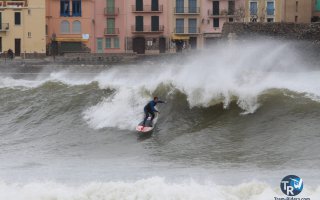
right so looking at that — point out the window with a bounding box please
[72,20,81,33]
[176,18,184,33]
[229,18,234,22]
[213,18,219,28]
[106,38,111,48]
[151,16,159,31]
[28,9,31,15]
[72,0,81,17]
[267,2,274,16]
[176,0,184,13]
[114,37,120,48]
[15,12,21,25]
[28,32,31,38]
[250,2,258,15]
[189,0,197,13]
[267,18,274,22]
[212,1,219,15]
[61,20,70,33]
[295,16,298,23]
[60,0,70,16]
[188,18,197,33]
[107,0,115,14]
[296,1,298,12]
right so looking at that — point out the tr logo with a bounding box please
[280,175,303,196]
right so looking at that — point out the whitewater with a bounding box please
[0,40,319,199]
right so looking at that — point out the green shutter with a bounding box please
[107,18,115,34]
[114,37,120,48]
[107,0,115,14]
[317,0,320,11]
[106,38,111,48]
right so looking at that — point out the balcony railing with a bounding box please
[60,10,82,17]
[209,9,235,17]
[104,7,119,16]
[174,27,200,34]
[131,25,164,33]
[132,5,163,12]
[0,1,27,8]
[174,7,200,14]
[0,23,9,31]
[104,28,120,35]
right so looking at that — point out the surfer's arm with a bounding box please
[158,100,166,104]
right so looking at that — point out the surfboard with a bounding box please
[136,113,158,133]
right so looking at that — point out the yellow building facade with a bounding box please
[244,0,282,22]
[0,0,46,57]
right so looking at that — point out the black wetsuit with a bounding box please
[142,100,165,126]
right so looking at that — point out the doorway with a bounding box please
[133,37,145,54]
[15,38,21,56]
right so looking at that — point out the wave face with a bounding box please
[0,40,320,198]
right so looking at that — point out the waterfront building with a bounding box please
[281,0,312,23]
[201,0,245,46]
[94,0,126,53]
[170,0,202,51]
[0,0,46,57]
[125,0,169,54]
[244,0,281,22]
[46,0,95,54]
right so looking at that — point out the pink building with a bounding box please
[125,0,169,54]
[201,0,245,46]
[94,0,126,53]
[46,0,95,54]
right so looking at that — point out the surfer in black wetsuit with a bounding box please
[142,97,166,127]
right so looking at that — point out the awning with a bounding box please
[55,38,89,42]
[171,35,190,40]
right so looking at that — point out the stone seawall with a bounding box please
[222,22,320,43]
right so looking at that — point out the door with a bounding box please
[107,0,115,14]
[135,16,143,32]
[189,0,197,13]
[176,0,184,13]
[151,0,159,11]
[188,18,197,33]
[15,38,21,56]
[212,1,219,15]
[189,37,197,49]
[0,13,2,30]
[107,18,115,34]
[97,38,103,53]
[159,37,165,53]
[151,16,159,32]
[133,37,145,54]
[136,0,143,11]
[176,18,184,33]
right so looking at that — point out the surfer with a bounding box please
[142,97,166,127]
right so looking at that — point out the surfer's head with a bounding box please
[154,96,158,102]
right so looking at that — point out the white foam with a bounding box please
[0,177,319,200]
[1,41,320,130]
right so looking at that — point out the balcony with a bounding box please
[0,23,9,31]
[209,9,235,17]
[175,7,200,14]
[104,7,119,16]
[104,28,120,35]
[60,11,82,17]
[131,25,164,33]
[0,1,27,8]
[132,5,163,13]
[174,27,200,34]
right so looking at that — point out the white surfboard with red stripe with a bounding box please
[136,114,158,133]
